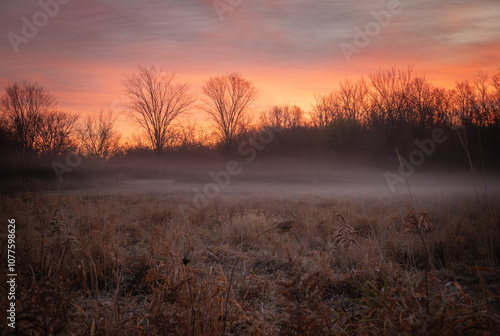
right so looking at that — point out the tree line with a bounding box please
[1,65,500,168]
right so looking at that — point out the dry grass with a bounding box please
[1,192,499,335]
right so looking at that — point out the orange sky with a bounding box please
[1,0,499,137]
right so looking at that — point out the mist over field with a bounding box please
[44,156,500,202]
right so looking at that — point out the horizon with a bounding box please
[1,0,499,138]
[0,65,498,141]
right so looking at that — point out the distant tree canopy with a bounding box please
[1,66,500,171]
[310,67,500,155]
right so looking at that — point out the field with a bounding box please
[1,191,500,335]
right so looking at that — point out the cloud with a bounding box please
[0,0,498,119]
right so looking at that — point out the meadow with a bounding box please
[1,191,499,335]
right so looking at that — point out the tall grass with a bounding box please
[1,193,499,335]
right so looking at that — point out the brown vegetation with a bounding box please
[1,193,499,335]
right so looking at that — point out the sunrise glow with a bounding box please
[1,0,499,136]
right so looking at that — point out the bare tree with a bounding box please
[454,80,478,127]
[123,66,195,154]
[487,71,500,153]
[367,66,415,146]
[286,105,304,129]
[406,76,454,129]
[474,70,492,127]
[311,92,336,128]
[77,110,121,159]
[36,111,78,156]
[263,105,286,130]
[490,71,500,124]
[337,78,369,122]
[201,72,258,146]
[429,87,454,128]
[0,80,56,154]
[264,104,304,130]
[311,78,368,128]
[166,120,211,153]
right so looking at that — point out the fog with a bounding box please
[48,156,500,203]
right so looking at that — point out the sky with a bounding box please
[0,0,499,136]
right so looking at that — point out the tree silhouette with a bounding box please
[312,79,368,128]
[201,72,258,147]
[37,111,78,156]
[123,66,195,154]
[77,110,120,159]
[0,80,56,154]
[454,80,478,127]
[367,66,415,147]
[264,104,304,130]
[311,92,336,128]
